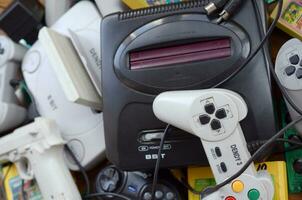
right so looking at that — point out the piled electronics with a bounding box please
[0,0,302,200]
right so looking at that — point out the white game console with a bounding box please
[275,38,302,136]
[153,89,274,200]
[0,36,27,133]
[45,0,73,26]
[22,1,105,170]
[94,0,126,17]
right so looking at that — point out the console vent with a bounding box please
[119,0,209,20]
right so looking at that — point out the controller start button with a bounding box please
[232,180,244,193]
[225,196,236,200]
[248,189,260,200]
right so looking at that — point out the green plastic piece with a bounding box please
[281,101,302,193]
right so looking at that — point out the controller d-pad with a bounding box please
[296,68,302,79]
[290,54,300,65]
[205,103,215,114]
[199,114,211,125]
[285,66,296,76]
[210,119,221,130]
[215,108,227,119]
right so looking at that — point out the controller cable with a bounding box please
[151,0,287,199]
[212,0,283,88]
[65,145,131,200]
[64,145,91,196]
[252,0,302,116]
[9,80,129,199]
[178,133,302,196]
[150,124,171,199]
[200,115,302,197]
[84,192,132,200]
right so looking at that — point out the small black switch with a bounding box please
[285,66,296,76]
[215,109,227,119]
[199,115,211,125]
[215,147,222,157]
[205,103,215,114]
[290,54,300,65]
[210,119,221,130]
[220,162,227,172]
[296,68,302,79]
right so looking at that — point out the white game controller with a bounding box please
[275,38,302,136]
[0,36,27,133]
[22,1,105,170]
[153,89,274,200]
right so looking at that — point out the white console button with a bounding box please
[22,51,41,73]
[65,140,85,164]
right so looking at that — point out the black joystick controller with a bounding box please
[95,165,186,200]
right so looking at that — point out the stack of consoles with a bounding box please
[22,1,105,170]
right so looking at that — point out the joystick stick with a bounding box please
[153,89,274,200]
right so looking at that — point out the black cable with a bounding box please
[21,179,27,200]
[84,192,131,200]
[252,0,302,116]
[151,0,284,198]
[180,136,302,195]
[277,138,302,147]
[179,116,302,197]
[203,116,302,197]
[213,0,283,88]
[64,145,91,196]
[150,124,171,200]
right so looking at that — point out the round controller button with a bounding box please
[231,180,244,193]
[225,196,236,200]
[155,190,163,199]
[166,192,175,200]
[22,51,41,73]
[248,189,260,200]
[143,192,152,200]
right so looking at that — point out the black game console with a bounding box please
[101,0,277,170]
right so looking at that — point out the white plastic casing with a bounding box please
[0,118,81,200]
[153,89,274,200]
[275,38,302,136]
[22,1,105,170]
[45,0,72,26]
[94,0,125,17]
[0,36,27,133]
